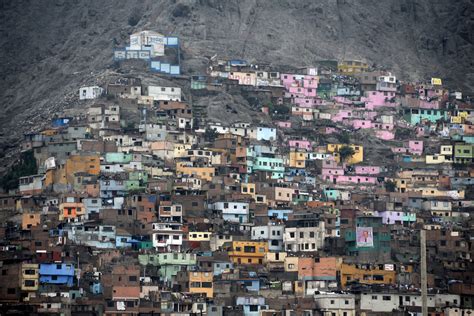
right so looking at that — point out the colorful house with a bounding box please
[21,263,39,291]
[340,263,396,289]
[189,271,213,298]
[39,263,75,287]
[228,241,268,265]
[327,144,364,165]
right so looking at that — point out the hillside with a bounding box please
[0,0,473,161]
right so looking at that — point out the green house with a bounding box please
[454,144,473,164]
[139,253,197,281]
[105,152,133,163]
[345,216,391,259]
[253,157,285,179]
[403,108,447,125]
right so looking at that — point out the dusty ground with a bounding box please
[0,0,472,164]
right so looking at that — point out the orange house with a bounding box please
[298,257,337,281]
[59,200,85,221]
[22,213,41,230]
[45,155,100,187]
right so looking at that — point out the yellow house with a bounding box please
[228,241,268,265]
[264,252,287,264]
[340,263,396,289]
[241,183,256,199]
[327,144,363,164]
[338,60,369,75]
[289,151,306,168]
[176,162,215,181]
[451,116,463,124]
[228,71,257,86]
[416,188,464,199]
[189,271,213,298]
[45,155,100,187]
[22,212,41,230]
[21,263,39,291]
[174,143,192,158]
[284,256,299,272]
[440,145,453,156]
[426,154,450,164]
[188,231,212,242]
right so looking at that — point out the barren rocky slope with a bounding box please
[0,0,473,160]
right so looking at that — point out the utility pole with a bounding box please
[420,229,428,316]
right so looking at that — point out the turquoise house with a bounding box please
[139,253,197,281]
[105,152,133,163]
[323,189,341,201]
[403,108,447,125]
[253,157,285,179]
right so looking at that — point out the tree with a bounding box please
[338,145,355,163]
[0,150,38,192]
[204,128,218,143]
[384,180,396,192]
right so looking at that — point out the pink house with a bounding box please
[286,86,317,98]
[289,139,312,150]
[322,159,341,169]
[303,76,319,89]
[293,97,323,107]
[281,74,318,89]
[332,110,353,122]
[408,140,423,155]
[321,167,345,176]
[354,166,381,175]
[352,119,373,129]
[334,96,354,105]
[375,130,395,140]
[276,121,292,128]
[281,74,304,88]
[361,91,397,110]
[373,123,394,130]
[323,174,377,184]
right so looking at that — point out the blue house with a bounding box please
[51,117,72,128]
[236,296,268,316]
[39,263,75,287]
[213,261,234,276]
[116,230,134,248]
[267,209,292,221]
[90,280,103,295]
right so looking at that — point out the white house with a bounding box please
[129,30,165,57]
[79,86,103,100]
[360,293,460,313]
[209,202,249,223]
[148,86,181,101]
[283,221,325,252]
[251,223,285,251]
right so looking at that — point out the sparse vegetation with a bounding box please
[339,145,355,163]
[0,150,37,192]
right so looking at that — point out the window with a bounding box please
[244,246,256,253]
[7,288,16,294]
[24,280,35,287]
[129,276,137,282]
[383,296,391,301]
[249,305,259,312]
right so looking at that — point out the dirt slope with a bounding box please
[0,0,472,157]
